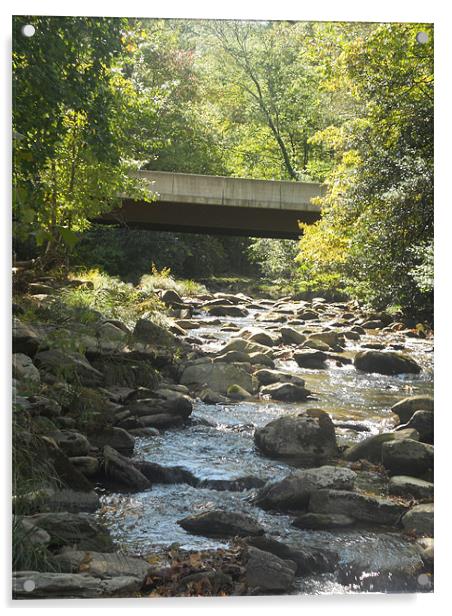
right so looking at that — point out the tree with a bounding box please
[13,16,151,263]
[298,23,433,314]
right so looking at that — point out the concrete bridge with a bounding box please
[94,170,324,239]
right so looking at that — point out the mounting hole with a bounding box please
[21,24,36,38]
[416,31,429,44]
[417,573,431,588]
[23,579,36,592]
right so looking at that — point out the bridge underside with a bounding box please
[93,199,321,239]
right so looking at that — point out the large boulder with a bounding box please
[395,410,433,444]
[381,439,433,477]
[55,548,153,580]
[279,326,306,345]
[307,331,344,349]
[88,427,135,457]
[388,476,434,501]
[245,547,295,593]
[260,382,310,402]
[133,318,175,346]
[245,536,338,575]
[12,571,142,599]
[309,489,409,526]
[255,465,356,511]
[293,350,328,369]
[402,503,434,536]
[24,512,114,551]
[180,361,257,395]
[35,349,104,387]
[12,317,42,356]
[344,429,419,463]
[103,445,151,492]
[354,351,421,375]
[126,394,192,420]
[391,395,434,424]
[254,410,338,464]
[90,354,160,388]
[52,430,91,457]
[177,510,264,538]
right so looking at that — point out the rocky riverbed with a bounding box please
[12,279,434,598]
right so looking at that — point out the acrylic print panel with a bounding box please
[12,14,434,599]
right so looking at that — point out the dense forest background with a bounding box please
[12,17,433,315]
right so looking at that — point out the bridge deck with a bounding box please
[94,170,324,239]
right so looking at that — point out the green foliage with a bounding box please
[73,226,256,280]
[13,16,153,260]
[297,23,433,314]
[248,238,299,280]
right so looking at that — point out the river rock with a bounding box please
[35,349,104,387]
[417,537,434,570]
[292,512,355,529]
[254,410,338,463]
[26,395,61,418]
[133,318,175,346]
[241,328,278,347]
[12,353,41,384]
[199,476,265,492]
[227,384,252,400]
[248,353,273,369]
[198,387,229,404]
[344,429,420,463]
[88,427,135,456]
[52,430,91,457]
[43,489,100,513]
[103,445,151,492]
[139,413,184,428]
[12,571,142,599]
[254,369,305,387]
[126,394,193,419]
[354,351,421,375]
[161,288,183,306]
[180,361,257,395]
[388,476,434,501]
[90,354,161,388]
[307,331,344,348]
[293,350,328,369]
[213,350,250,364]
[255,465,356,511]
[69,456,99,477]
[13,317,42,356]
[391,395,434,424]
[260,382,310,402]
[24,512,114,551]
[309,489,409,526]
[245,546,295,593]
[133,460,199,486]
[177,510,264,538]
[395,410,433,444]
[245,536,337,575]
[402,503,434,536]
[381,439,433,477]
[221,337,273,357]
[55,548,153,580]
[279,326,306,345]
[205,305,248,318]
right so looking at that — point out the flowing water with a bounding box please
[98,297,433,594]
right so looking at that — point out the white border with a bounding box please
[2,1,450,614]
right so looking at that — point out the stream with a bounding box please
[98,295,433,594]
